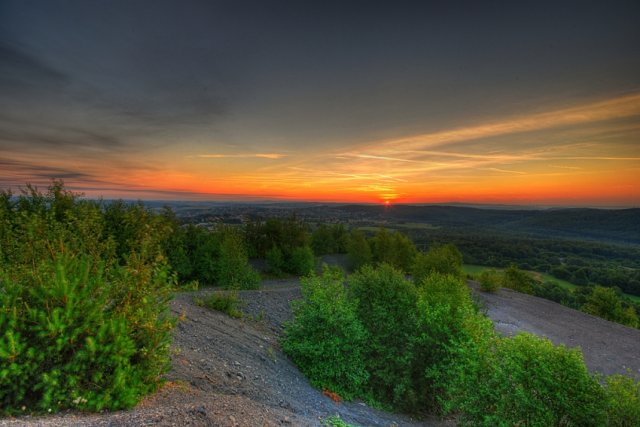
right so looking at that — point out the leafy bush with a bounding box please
[604,374,640,427]
[289,245,315,275]
[583,286,639,328]
[217,229,260,289]
[370,228,417,273]
[348,264,419,409]
[283,268,368,399]
[346,230,372,271]
[195,291,243,318]
[457,333,607,426]
[477,269,501,292]
[412,244,463,282]
[311,223,348,255]
[502,264,535,294]
[533,280,579,308]
[266,246,285,275]
[321,415,357,427]
[0,182,175,415]
[415,273,495,413]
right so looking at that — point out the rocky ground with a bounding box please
[3,276,639,426]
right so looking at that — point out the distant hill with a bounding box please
[336,205,640,245]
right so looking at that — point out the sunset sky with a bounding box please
[1,1,639,206]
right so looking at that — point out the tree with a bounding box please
[217,228,260,289]
[412,243,463,284]
[502,265,535,294]
[346,230,372,271]
[583,286,638,327]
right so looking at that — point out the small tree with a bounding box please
[217,229,260,289]
[283,268,368,399]
[583,286,638,327]
[478,269,501,292]
[289,245,315,276]
[502,264,535,294]
[412,243,463,283]
[346,230,372,271]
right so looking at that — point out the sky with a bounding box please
[1,0,639,206]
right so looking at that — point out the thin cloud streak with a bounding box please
[195,153,287,159]
[367,92,640,152]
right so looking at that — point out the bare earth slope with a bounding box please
[471,283,640,380]
[4,279,639,426]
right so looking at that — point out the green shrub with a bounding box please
[346,230,372,271]
[0,182,175,415]
[412,244,463,283]
[457,333,607,426]
[217,229,260,289]
[478,269,501,292]
[583,286,639,328]
[0,256,173,414]
[415,273,495,413]
[348,264,419,409]
[196,291,243,318]
[604,374,640,426]
[321,415,357,427]
[266,246,285,275]
[283,267,368,399]
[289,245,316,276]
[370,228,417,273]
[502,264,535,294]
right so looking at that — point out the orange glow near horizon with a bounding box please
[3,93,639,207]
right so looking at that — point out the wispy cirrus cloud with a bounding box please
[367,92,640,152]
[194,153,287,159]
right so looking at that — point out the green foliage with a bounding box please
[370,228,417,272]
[283,268,368,399]
[321,415,357,427]
[348,264,419,409]
[217,228,260,289]
[289,245,316,276]
[346,230,372,271]
[412,243,463,283]
[266,245,285,275]
[195,291,243,318]
[502,264,535,294]
[311,223,348,255]
[0,181,175,415]
[583,286,639,328]
[245,216,310,258]
[415,273,495,412]
[456,333,607,426]
[477,269,501,292]
[533,280,579,308]
[604,374,640,427]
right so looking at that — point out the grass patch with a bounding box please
[194,291,243,318]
